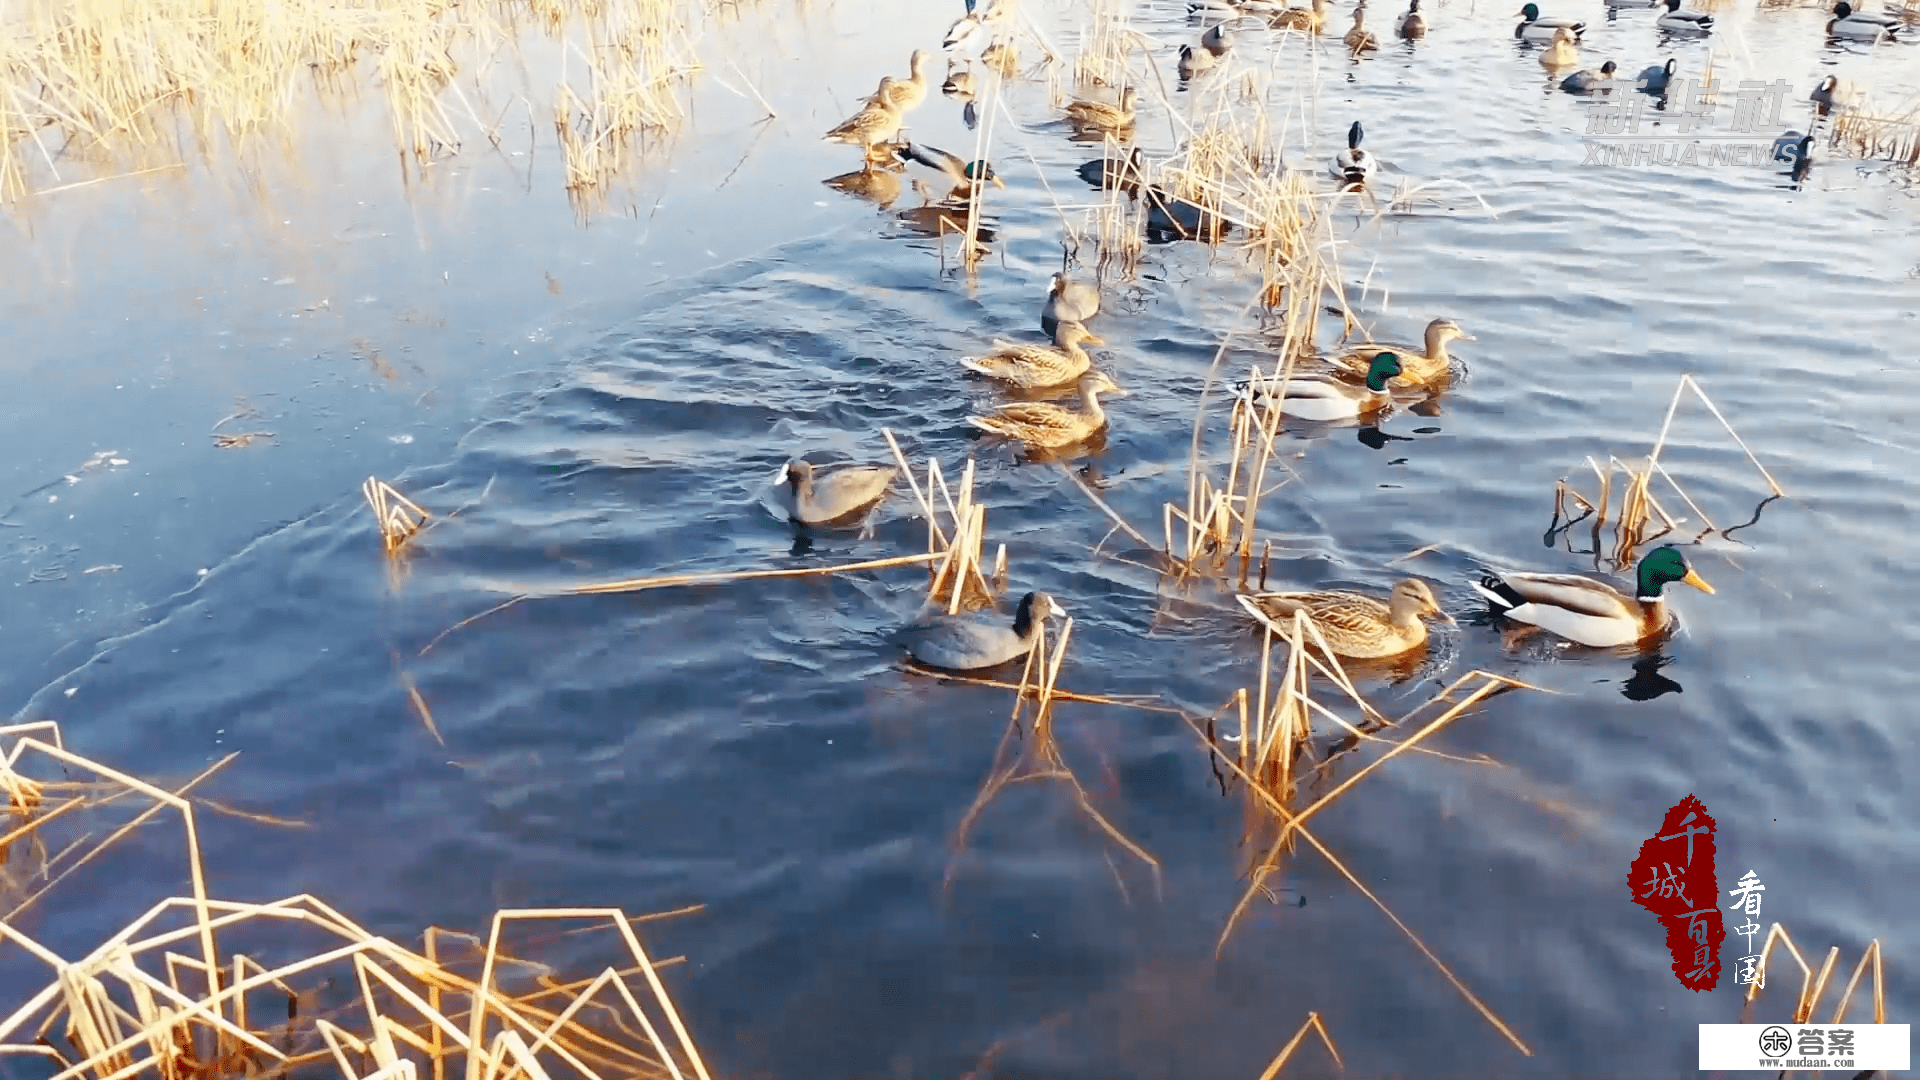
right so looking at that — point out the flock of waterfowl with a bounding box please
[787,0,1874,672]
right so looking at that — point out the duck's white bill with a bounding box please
[1047,598,1069,618]
[773,463,792,485]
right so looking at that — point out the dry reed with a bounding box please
[0,0,719,205]
[365,477,432,554]
[1739,925,1886,1026]
[1252,1011,1342,1080]
[1545,374,1783,571]
[0,722,714,1080]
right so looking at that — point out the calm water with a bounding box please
[3,0,1917,1075]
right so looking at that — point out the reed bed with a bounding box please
[1832,103,1920,168]
[0,721,713,1080]
[1544,374,1783,571]
[0,0,720,205]
[1738,926,1886,1025]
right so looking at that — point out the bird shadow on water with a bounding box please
[1622,653,1684,700]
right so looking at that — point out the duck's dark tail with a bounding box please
[1473,573,1530,611]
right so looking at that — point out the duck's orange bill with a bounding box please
[1681,568,1715,594]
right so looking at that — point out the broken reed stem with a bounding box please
[563,551,943,596]
[363,477,430,553]
[1252,1012,1343,1080]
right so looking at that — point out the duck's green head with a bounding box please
[964,160,1006,187]
[1364,351,1404,392]
[1518,2,1541,18]
[1636,546,1715,600]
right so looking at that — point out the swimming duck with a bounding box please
[1561,59,1618,93]
[961,322,1104,389]
[1344,9,1380,52]
[878,51,934,112]
[895,142,1005,200]
[1329,120,1376,186]
[967,371,1127,448]
[1514,3,1584,40]
[1144,186,1230,242]
[1326,318,1472,385]
[1828,2,1902,39]
[1781,133,1815,181]
[1470,545,1714,649]
[825,97,904,161]
[1202,21,1234,55]
[1603,0,1658,8]
[1809,75,1857,114]
[894,591,1068,670]
[1065,86,1138,131]
[1236,579,1453,659]
[1398,0,1427,38]
[1179,43,1219,78]
[1540,27,1580,68]
[1077,146,1148,194]
[1655,0,1713,33]
[942,64,975,99]
[1271,0,1332,31]
[944,0,1009,51]
[1243,352,1404,422]
[981,39,1019,75]
[776,459,899,525]
[1637,57,1677,93]
[1041,273,1101,335]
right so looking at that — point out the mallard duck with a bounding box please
[1603,0,1658,8]
[894,591,1067,670]
[1077,146,1148,194]
[1828,2,1902,39]
[1179,43,1219,78]
[1561,59,1618,93]
[961,322,1103,388]
[1144,186,1229,242]
[895,142,1005,200]
[825,98,903,161]
[1398,0,1426,38]
[942,64,975,99]
[822,166,904,208]
[1514,3,1584,40]
[1344,9,1380,52]
[1202,21,1234,55]
[1327,318,1472,384]
[1637,58,1677,93]
[1236,579,1453,659]
[877,50,934,113]
[1655,0,1713,33]
[1271,0,1332,32]
[1809,75,1857,115]
[1243,352,1403,421]
[1329,120,1376,185]
[1782,133,1815,181]
[776,459,898,525]
[1540,27,1580,68]
[1065,86,1138,131]
[981,39,1019,75]
[1041,273,1101,335]
[1471,545,1714,649]
[968,370,1127,448]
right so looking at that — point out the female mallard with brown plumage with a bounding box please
[1271,0,1332,32]
[1065,86,1138,131]
[1326,317,1473,385]
[968,371,1127,448]
[960,322,1103,389]
[1237,579,1452,659]
[825,93,903,162]
[1471,545,1714,648]
[876,50,934,113]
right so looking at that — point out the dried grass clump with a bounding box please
[1832,105,1920,167]
[0,722,713,1080]
[365,477,432,555]
[1545,374,1784,572]
[0,0,714,204]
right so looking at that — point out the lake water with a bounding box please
[2,0,1916,1075]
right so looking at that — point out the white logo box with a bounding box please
[1700,1023,1909,1071]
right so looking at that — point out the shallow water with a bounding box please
[3,0,1918,1075]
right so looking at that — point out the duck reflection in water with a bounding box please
[893,179,1000,247]
[1622,653,1684,700]
[822,164,904,209]
[1357,425,1415,450]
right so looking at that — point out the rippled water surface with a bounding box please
[3,0,1918,1075]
